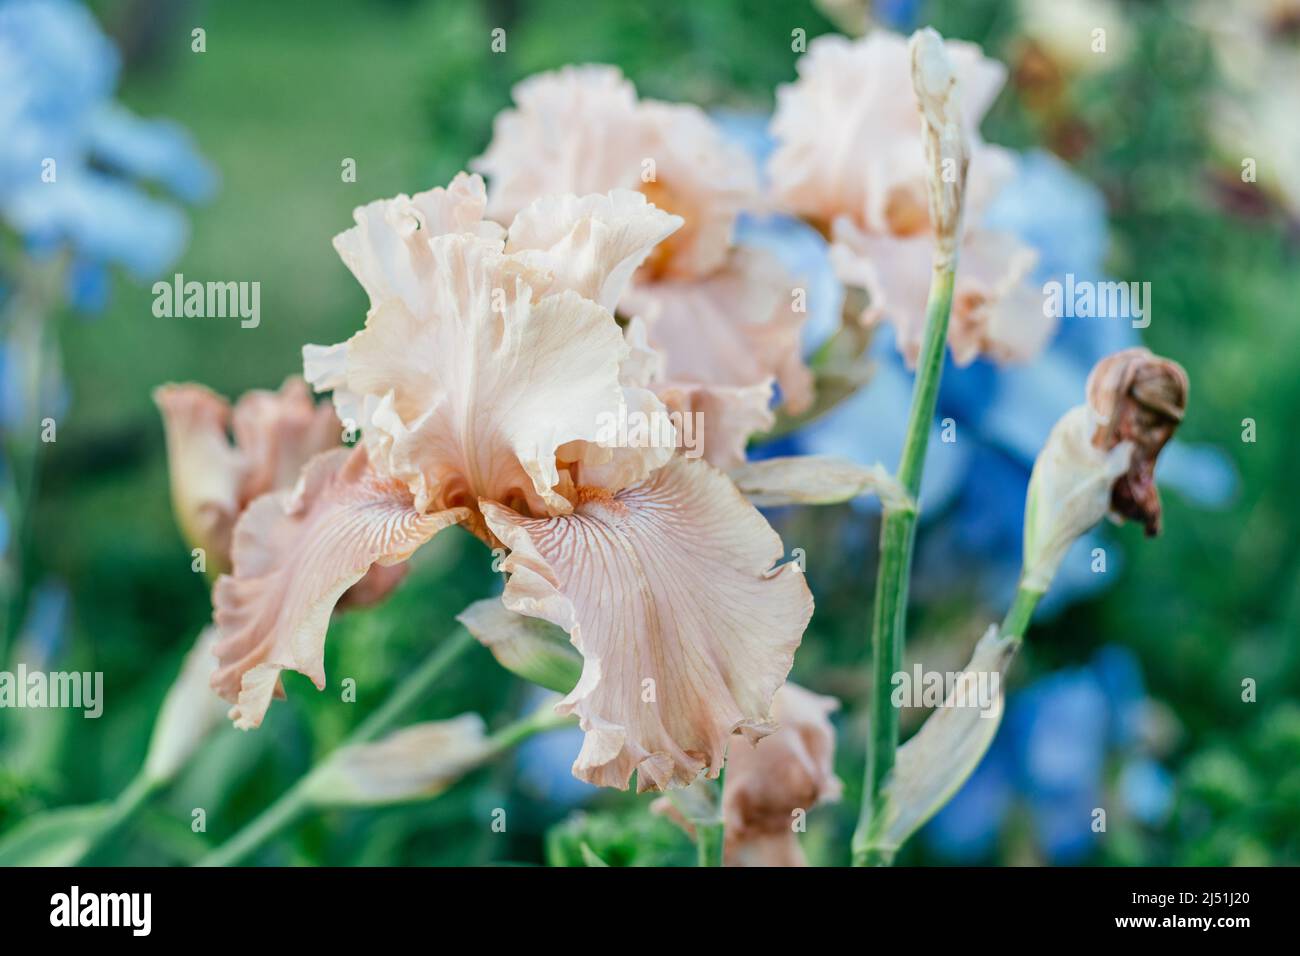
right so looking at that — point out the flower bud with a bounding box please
[457,597,583,694]
[1022,348,1188,592]
[303,715,491,806]
[143,628,229,784]
[1022,406,1132,593]
[909,27,970,264]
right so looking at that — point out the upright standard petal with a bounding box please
[473,65,649,223]
[336,234,645,523]
[481,456,813,792]
[505,190,683,313]
[473,65,758,280]
[212,447,468,729]
[153,383,242,571]
[231,376,340,503]
[331,171,505,316]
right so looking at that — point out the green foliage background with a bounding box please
[1,0,1297,865]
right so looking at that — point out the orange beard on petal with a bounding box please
[637,178,697,281]
[883,183,931,238]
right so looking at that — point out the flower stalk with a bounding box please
[851,265,954,867]
[851,28,969,868]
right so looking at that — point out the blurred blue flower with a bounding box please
[927,645,1169,863]
[14,577,70,667]
[0,0,215,292]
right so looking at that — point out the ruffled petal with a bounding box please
[472,65,758,280]
[831,220,1050,367]
[473,65,649,223]
[332,234,640,519]
[770,30,1009,231]
[231,376,339,503]
[624,247,813,414]
[212,447,468,729]
[505,190,682,312]
[481,456,813,791]
[331,171,505,316]
[654,380,773,471]
[636,101,760,279]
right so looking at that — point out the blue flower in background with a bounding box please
[1,0,215,657]
[0,0,216,296]
[926,645,1173,864]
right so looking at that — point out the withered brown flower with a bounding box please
[1086,347,1189,536]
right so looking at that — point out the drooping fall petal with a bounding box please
[481,456,813,792]
[830,218,1049,368]
[212,447,468,729]
[654,380,773,471]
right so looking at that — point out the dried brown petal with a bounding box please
[1086,347,1189,536]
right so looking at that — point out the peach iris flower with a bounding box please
[208,173,812,793]
[770,30,1055,367]
[472,65,813,468]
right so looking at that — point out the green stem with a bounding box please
[196,632,572,867]
[1001,585,1044,640]
[0,255,67,661]
[851,265,956,868]
[696,760,727,867]
[696,820,724,867]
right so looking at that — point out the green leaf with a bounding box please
[0,803,113,866]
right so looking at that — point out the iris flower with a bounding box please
[208,173,814,792]
[768,29,1054,367]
